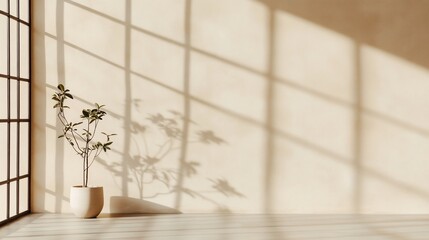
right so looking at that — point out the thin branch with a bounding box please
[87,148,95,161]
[142,133,150,156]
[65,137,83,156]
[89,119,99,142]
[85,147,102,171]
[157,138,175,160]
[145,190,174,199]
[170,140,199,151]
[131,169,142,197]
[58,111,85,152]
[154,138,173,158]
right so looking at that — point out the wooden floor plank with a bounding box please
[2,214,429,239]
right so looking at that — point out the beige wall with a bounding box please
[32,0,429,214]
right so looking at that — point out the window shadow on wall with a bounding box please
[38,0,247,214]
[259,0,429,213]
[36,0,429,214]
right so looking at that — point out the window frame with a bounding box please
[0,0,31,226]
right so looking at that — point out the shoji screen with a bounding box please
[0,0,31,226]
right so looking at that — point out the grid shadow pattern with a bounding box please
[0,0,31,226]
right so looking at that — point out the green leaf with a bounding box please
[58,135,64,138]
[65,93,74,99]
[103,146,111,152]
[58,84,65,91]
[82,110,89,117]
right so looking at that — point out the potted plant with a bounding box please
[52,84,115,218]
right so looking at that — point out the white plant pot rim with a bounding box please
[72,185,103,188]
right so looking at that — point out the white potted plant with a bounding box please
[52,84,116,218]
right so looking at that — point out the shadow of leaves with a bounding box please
[107,109,245,209]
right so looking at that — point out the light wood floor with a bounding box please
[2,214,429,239]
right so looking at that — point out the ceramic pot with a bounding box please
[70,186,104,218]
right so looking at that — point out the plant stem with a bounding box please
[82,157,85,187]
[84,119,90,187]
[86,154,89,187]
